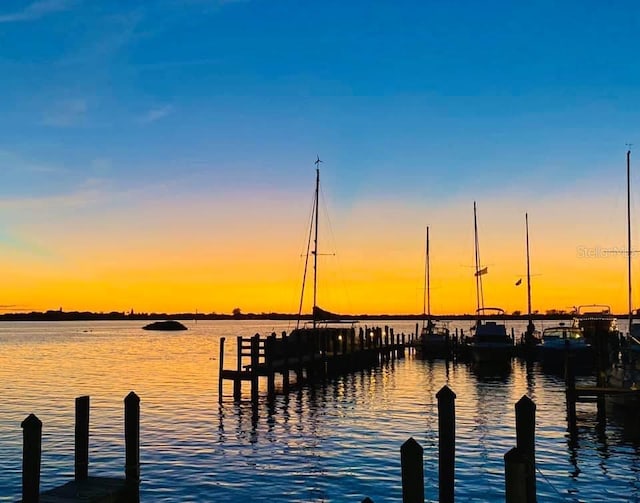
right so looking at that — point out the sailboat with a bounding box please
[607,149,640,406]
[522,213,541,347]
[417,226,450,358]
[289,157,356,347]
[468,202,514,362]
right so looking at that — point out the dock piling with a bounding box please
[515,395,536,502]
[436,385,456,503]
[21,413,42,503]
[504,447,528,502]
[75,395,90,481]
[400,437,424,503]
[218,337,226,403]
[124,391,140,483]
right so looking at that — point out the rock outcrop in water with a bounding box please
[142,320,188,331]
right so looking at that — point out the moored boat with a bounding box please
[416,226,451,358]
[467,202,513,363]
[468,307,514,362]
[537,324,591,364]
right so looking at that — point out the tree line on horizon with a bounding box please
[0,307,611,322]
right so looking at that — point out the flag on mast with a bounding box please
[515,278,522,286]
[474,267,488,276]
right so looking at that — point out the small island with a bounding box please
[142,320,188,331]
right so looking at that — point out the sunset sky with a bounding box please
[1,0,639,315]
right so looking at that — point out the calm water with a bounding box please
[1,319,639,502]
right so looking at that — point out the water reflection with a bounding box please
[469,359,513,383]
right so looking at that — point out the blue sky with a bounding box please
[0,0,640,313]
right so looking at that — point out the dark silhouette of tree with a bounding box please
[232,307,242,317]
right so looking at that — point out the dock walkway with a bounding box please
[218,325,413,402]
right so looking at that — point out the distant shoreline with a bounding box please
[0,310,607,322]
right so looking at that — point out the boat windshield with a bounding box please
[543,327,583,340]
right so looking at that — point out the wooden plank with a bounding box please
[220,370,252,381]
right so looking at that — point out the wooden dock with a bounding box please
[218,325,414,402]
[17,393,140,503]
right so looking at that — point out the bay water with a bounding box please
[1,320,639,502]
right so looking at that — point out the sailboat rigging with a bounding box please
[294,157,345,332]
[417,226,450,357]
[469,201,513,362]
[523,213,539,345]
[422,226,431,332]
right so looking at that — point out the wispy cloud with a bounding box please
[41,98,87,127]
[138,105,174,124]
[0,0,79,23]
[0,150,68,174]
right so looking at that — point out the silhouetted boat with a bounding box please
[467,202,513,362]
[417,226,450,358]
[573,304,618,344]
[142,320,188,331]
[606,150,640,409]
[290,157,358,344]
[469,308,514,362]
[521,213,541,347]
[537,324,591,365]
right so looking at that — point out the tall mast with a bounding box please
[313,156,321,329]
[627,149,632,333]
[525,213,534,335]
[473,201,483,314]
[427,226,431,322]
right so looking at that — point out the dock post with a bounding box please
[267,334,276,399]
[251,334,260,403]
[124,391,140,483]
[218,337,225,403]
[437,385,456,503]
[401,437,424,503]
[504,447,527,503]
[234,337,242,400]
[21,413,42,503]
[515,395,536,502]
[281,332,289,393]
[75,395,90,481]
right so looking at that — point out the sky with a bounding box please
[1,0,640,315]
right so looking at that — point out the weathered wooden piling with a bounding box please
[436,385,456,503]
[504,447,528,503]
[515,395,536,502]
[250,334,260,403]
[218,337,225,404]
[124,391,140,483]
[21,413,42,503]
[400,437,424,503]
[75,396,90,481]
